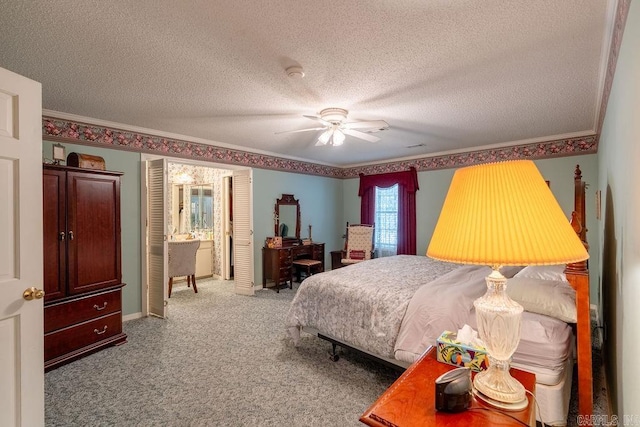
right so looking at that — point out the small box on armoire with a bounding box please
[67,152,106,170]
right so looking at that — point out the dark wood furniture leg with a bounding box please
[168,277,173,298]
[191,274,198,293]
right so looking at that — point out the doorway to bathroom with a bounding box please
[140,155,253,318]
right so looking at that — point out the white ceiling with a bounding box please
[0,1,613,167]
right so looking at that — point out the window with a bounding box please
[359,167,419,255]
[374,184,398,257]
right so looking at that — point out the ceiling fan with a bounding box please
[276,108,389,146]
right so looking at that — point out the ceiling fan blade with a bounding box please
[343,120,389,130]
[275,127,325,135]
[343,128,380,142]
[303,115,330,126]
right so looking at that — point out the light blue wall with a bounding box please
[252,168,344,282]
[42,141,142,316]
[342,154,600,302]
[41,140,600,323]
[596,1,640,415]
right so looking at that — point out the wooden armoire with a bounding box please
[43,164,127,371]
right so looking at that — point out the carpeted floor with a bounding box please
[45,279,607,426]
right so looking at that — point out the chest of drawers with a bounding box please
[44,286,125,370]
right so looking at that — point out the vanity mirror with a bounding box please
[170,184,213,238]
[274,194,301,240]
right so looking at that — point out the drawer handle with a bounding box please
[94,326,108,335]
[94,302,108,311]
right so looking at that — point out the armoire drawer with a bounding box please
[44,312,122,361]
[45,288,121,333]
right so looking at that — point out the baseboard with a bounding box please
[590,304,603,350]
[123,312,143,322]
[590,304,599,325]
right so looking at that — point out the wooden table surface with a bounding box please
[360,347,536,427]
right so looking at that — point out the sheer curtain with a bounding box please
[358,167,419,255]
[374,184,398,257]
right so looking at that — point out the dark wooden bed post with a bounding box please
[565,164,593,417]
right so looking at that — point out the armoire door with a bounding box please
[43,168,67,302]
[66,171,122,295]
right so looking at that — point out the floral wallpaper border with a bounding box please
[42,116,598,179]
[43,117,343,177]
[346,135,598,177]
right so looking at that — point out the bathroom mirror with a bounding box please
[190,185,213,231]
[170,184,213,239]
[274,194,300,240]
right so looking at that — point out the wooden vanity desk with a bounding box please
[263,193,324,291]
[262,241,324,291]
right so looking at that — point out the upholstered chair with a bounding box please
[168,239,200,297]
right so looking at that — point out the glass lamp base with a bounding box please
[473,360,526,404]
[473,386,528,411]
[473,267,526,405]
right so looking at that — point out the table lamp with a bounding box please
[427,160,588,409]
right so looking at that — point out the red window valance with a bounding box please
[359,167,419,255]
[358,167,419,195]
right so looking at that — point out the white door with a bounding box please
[232,169,254,295]
[146,159,168,318]
[221,175,232,280]
[0,67,44,426]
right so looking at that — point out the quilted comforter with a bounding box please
[285,255,467,359]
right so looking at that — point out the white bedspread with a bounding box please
[285,255,458,358]
[393,263,491,361]
[285,255,574,376]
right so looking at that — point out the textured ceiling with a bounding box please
[0,1,613,167]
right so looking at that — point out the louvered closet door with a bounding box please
[146,159,168,317]
[232,169,254,296]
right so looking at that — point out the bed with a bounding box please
[285,165,592,425]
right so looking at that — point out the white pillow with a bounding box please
[500,265,524,279]
[513,264,568,282]
[506,277,577,323]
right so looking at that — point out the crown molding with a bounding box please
[595,0,631,138]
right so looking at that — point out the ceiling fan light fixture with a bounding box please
[318,129,333,145]
[331,129,345,146]
[319,108,348,124]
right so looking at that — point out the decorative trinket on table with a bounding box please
[436,331,488,372]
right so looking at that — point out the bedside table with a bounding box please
[360,347,536,427]
[330,250,345,270]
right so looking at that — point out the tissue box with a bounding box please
[436,331,489,372]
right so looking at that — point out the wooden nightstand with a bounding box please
[360,347,536,427]
[330,250,345,270]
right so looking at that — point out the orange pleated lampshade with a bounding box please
[427,160,589,266]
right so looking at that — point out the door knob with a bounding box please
[23,287,45,301]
